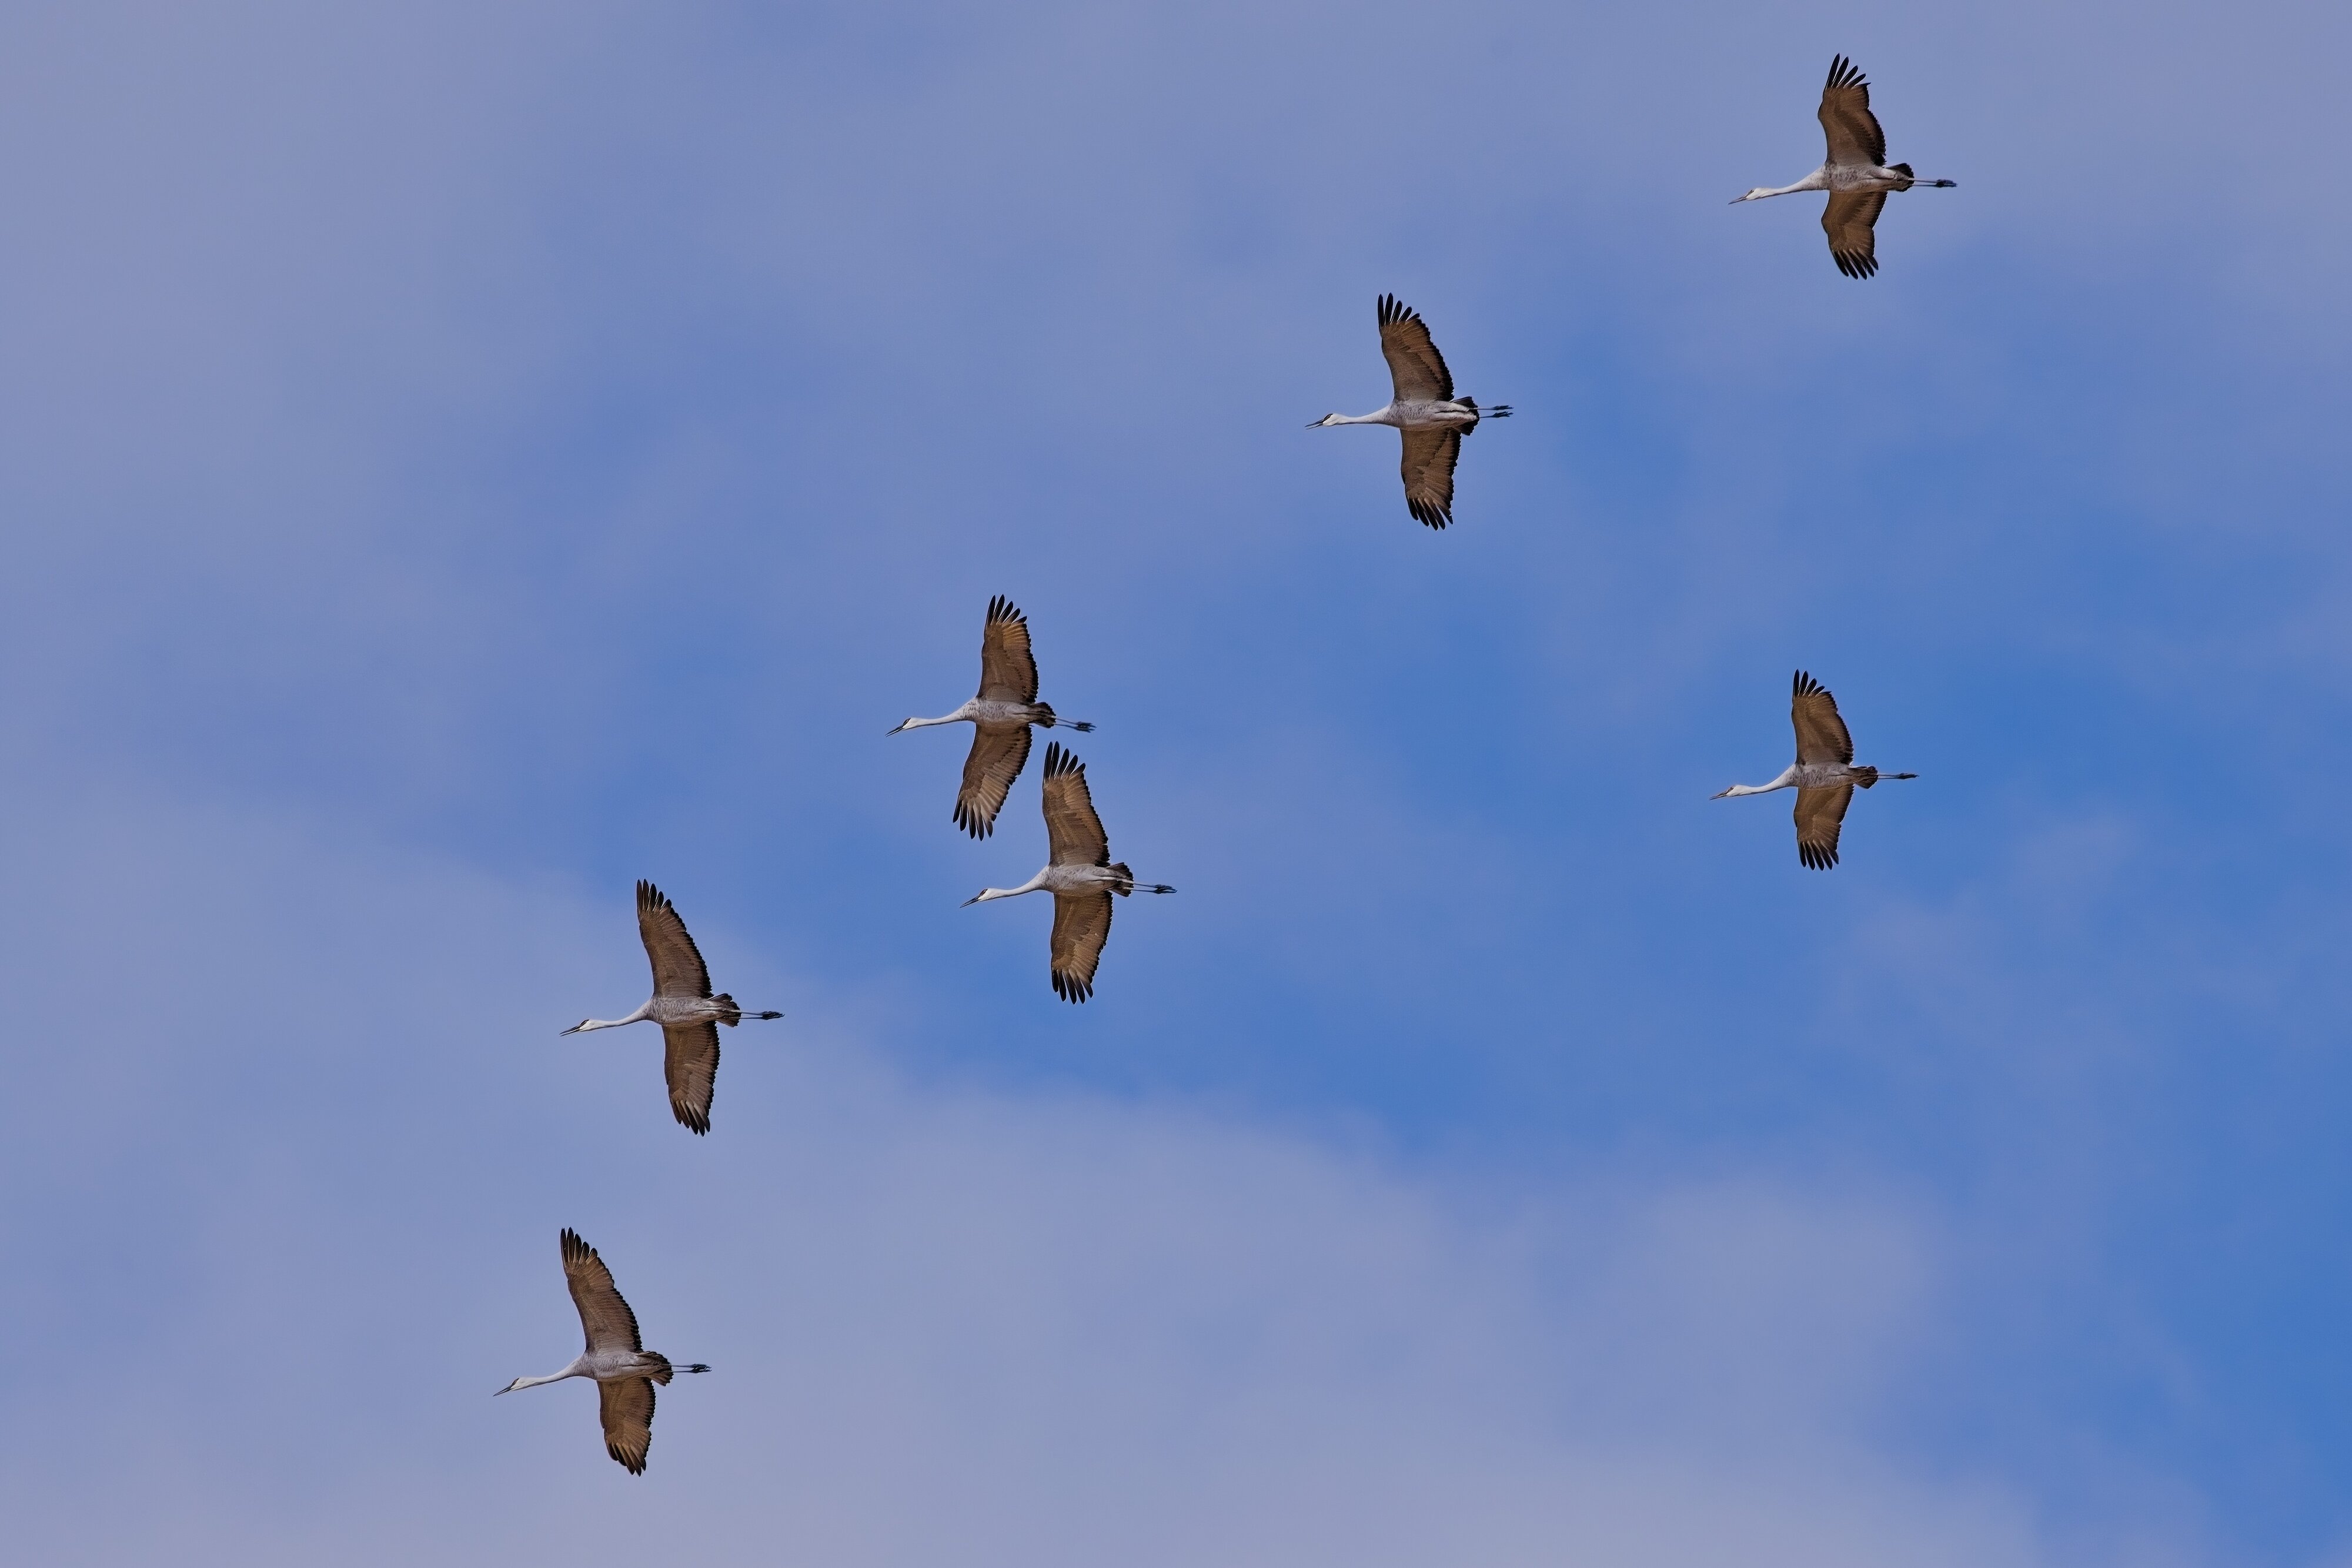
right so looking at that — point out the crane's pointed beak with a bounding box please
[1710,787,1735,799]
[886,720,909,735]
[559,1021,587,1035]
[961,892,985,907]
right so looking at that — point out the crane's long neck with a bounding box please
[1739,168,1830,200]
[1718,765,1800,798]
[568,1001,653,1034]
[500,1358,589,1394]
[891,701,979,735]
[966,870,1051,905]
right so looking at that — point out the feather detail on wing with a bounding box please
[976,594,1041,704]
[1040,743,1111,867]
[1822,189,1886,279]
[636,881,713,999]
[599,1377,657,1475]
[1399,427,1462,530]
[1790,670,1856,765]
[1377,293,1454,403]
[560,1228,646,1356]
[663,1022,720,1135]
[1050,891,1113,1003]
[1795,783,1853,870]
[1818,55,1887,168]
[955,724,1032,839]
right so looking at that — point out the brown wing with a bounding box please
[1376,293,1453,403]
[1050,891,1114,1003]
[1790,670,1855,765]
[1040,742,1110,868]
[976,594,1040,704]
[663,1022,720,1135]
[1399,427,1462,530]
[1818,55,1886,167]
[1795,784,1853,870]
[560,1228,645,1356]
[1822,189,1886,279]
[636,881,712,999]
[955,724,1032,840]
[598,1377,657,1475]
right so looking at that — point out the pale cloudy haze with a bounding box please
[2,2,2349,1564]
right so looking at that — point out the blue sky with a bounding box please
[4,1,2351,1562]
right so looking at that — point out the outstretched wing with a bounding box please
[663,1022,721,1136]
[1377,293,1454,403]
[976,594,1040,704]
[1049,891,1114,1003]
[1040,743,1110,868]
[636,881,713,999]
[1822,189,1886,279]
[560,1228,645,1356]
[1818,55,1887,168]
[1399,427,1463,530]
[955,724,1032,840]
[1790,670,1855,766]
[598,1377,657,1475]
[1794,784,1854,870]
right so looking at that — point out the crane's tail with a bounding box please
[1036,703,1095,733]
[1110,862,1132,895]
[712,994,783,1025]
[1455,397,1512,434]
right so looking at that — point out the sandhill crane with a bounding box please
[890,594,1095,838]
[496,1228,709,1476]
[562,880,783,1134]
[964,742,1173,1001]
[1309,294,1511,530]
[1714,671,1917,869]
[1732,56,1956,279]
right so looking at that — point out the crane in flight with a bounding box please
[1714,671,1917,868]
[964,742,1174,1001]
[1309,294,1510,530]
[890,594,1094,838]
[496,1228,709,1476]
[1732,55,1956,279]
[562,880,783,1134]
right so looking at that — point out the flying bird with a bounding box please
[562,880,783,1134]
[1309,294,1511,530]
[496,1228,710,1475]
[964,742,1174,1001]
[890,594,1094,838]
[1714,671,1917,869]
[1732,55,1956,278]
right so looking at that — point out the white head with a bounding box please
[1732,188,1773,203]
[1307,413,1343,427]
[560,1019,593,1035]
